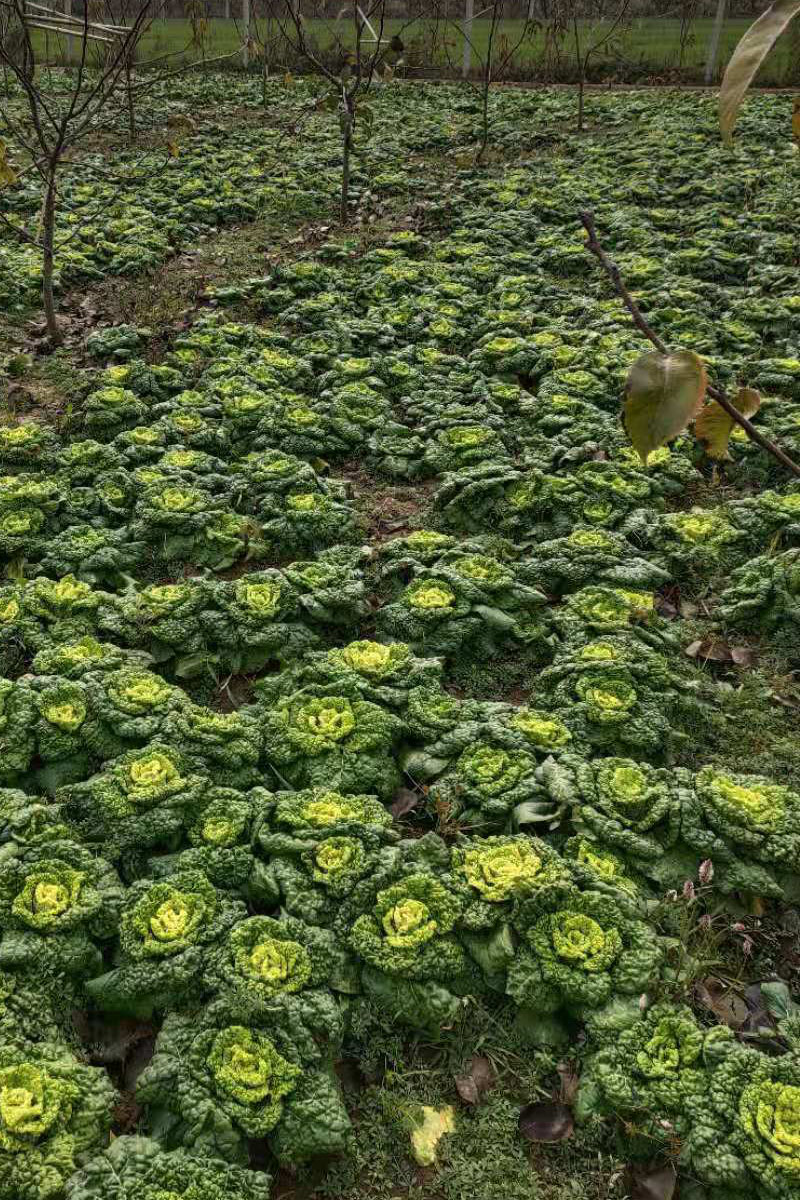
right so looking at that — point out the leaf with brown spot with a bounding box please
[624,350,707,466]
[518,1101,574,1143]
[695,388,761,461]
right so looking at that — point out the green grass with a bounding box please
[38,16,798,86]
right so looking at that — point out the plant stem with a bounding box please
[579,209,800,480]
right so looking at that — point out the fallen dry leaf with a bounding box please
[454,1054,496,1105]
[518,1101,574,1143]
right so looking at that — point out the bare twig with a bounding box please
[580,209,800,480]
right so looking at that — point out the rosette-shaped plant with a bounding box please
[402,683,483,745]
[257,639,443,712]
[534,634,689,759]
[156,410,230,454]
[0,786,72,850]
[0,839,123,982]
[577,1002,733,1141]
[232,449,330,508]
[136,1000,351,1164]
[376,529,459,573]
[131,481,227,558]
[65,1135,272,1200]
[682,1041,800,1200]
[282,551,369,626]
[682,766,800,885]
[427,742,540,830]
[0,1040,116,1200]
[0,421,58,471]
[625,506,747,581]
[422,423,510,476]
[377,559,549,661]
[259,824,399,929]
[82,385,149,435]
[149,786,272,900]
[115,580,210,672]
[33,524,145,586]
[262,693,402,799]
[201,572,318,673]
[348,871,470,1030]
[507,888,662,1016]
[259,491,359,558]
[205,915,347,1058]
[253,399,357,460]
[563,836,648,906]
[82,668,184,758]
[59,743,205,867]
[22,676,96,784]
[0,504,48,558]
[452,835,571,940]
[257,787,394,857]
[376,575,477,657]
[717,550,800,651]
[519,527,670,595]
[0,970,63,1044]
[31,637,150,680]
[163,705,262,788]
[19,575,120,651]
[85,870,245,1016]
[55,439,124,485]
[554,756,682,864]
[554,586,663,644]
[0,679,36,779]
[729,488,800,545]
[113,424,168,466]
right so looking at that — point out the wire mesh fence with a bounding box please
[34,2,800,86]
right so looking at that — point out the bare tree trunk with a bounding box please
[340,122,352,223]
[573,17,584,130]
[704,0,726,84]
[125,55,135,139]
[40,165,61,346]
[462,0,473,77]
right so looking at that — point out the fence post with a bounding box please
[63,0,74,63]
[224,0,230,19]
[242,0,250,66]
[704,0,727,85]
[462,0,473,78]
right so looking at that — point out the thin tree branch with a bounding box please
[579,209,800,480]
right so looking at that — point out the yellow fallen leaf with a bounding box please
[410,1105,456,1166]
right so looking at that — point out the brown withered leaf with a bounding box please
[518,1101,574,1143]
[686,639,733,662]
[626,1164,677,1200]
[390,788,420,818]
[696,977,748,1029]
[454,1054,496,1106]
[556,1061,580,1104]
[685,640,755,666]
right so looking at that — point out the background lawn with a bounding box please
[38,15,798,85]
